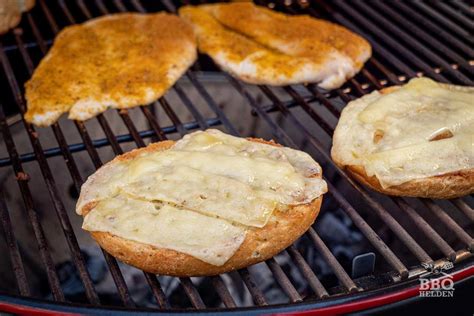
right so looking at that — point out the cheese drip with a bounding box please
[333,77,474,188]
[79,129,326,265]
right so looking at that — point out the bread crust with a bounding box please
[80,138,323,276]
[342,164,474,199]
[332,86,474,199]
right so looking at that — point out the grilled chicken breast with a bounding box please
[25,13,196,127]
[0,0,35,34]
[179,3,371,89]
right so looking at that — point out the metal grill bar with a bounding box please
[144,274,170,309]
[281,86,334,134]
[0,101,65,301]
[452,199,474,222]
[449,1,474,16]
[179,278,206,309]
[410,1,471,40]
[159,99,187,136]
[95,115,131,154]
[347,78,366,96]
[182,72,240,136]
[287,245,329,298]
[305,85,341,118]
[393,1,473,57]
[237,269,267,306]
[324,182,408,276]
[173,84,209,129]
[422,200,474,252]
[307,229,358,292]
[394,199,456,262]
[372,1,472,74]
[0,118,220,167]
[366,59,402,86]
[0,191,30,296]
[210,276,237,308]
[266,258,302,302]
[430,1,473,30]
[351,1,471,83]
[359,69,383,90]
[73,120,138,307]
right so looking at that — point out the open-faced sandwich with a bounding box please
[332,77,473,199]
[76,129,327,276]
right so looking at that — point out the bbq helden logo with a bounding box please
[419,262,455,297]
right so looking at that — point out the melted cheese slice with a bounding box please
[365,135,473,186]
[175,129,322,177]
[333,77,474,188]
[83,196,246,266]
[122,165,278,227]
[78,129,327,265]
[358,77,474,151]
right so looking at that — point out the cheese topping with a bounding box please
[332,77,474,188]
[78,129,326,265]
[122,165,278,228]
[83,196,246,266]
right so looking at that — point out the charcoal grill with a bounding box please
[0,0,472,314]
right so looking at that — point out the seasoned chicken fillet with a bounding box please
[0,0,35,34]
[179,3,371,89]
[25,13,196,127]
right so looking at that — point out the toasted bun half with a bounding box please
[342,164,474,200]
[332,86,474,199]
[80,138,323,276]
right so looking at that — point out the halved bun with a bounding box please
[332,86,474,199]
[342,164,473,199]
[80,138,323,276]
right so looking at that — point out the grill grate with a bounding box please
[0,0,472,313]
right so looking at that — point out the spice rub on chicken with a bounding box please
[25,13,196,126]
[179,3,371,89]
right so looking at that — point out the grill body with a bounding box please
[0,0,472,314]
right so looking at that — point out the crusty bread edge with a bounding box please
[80,138,323,276]
[332,85,474,199]
[343,164,474,199]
